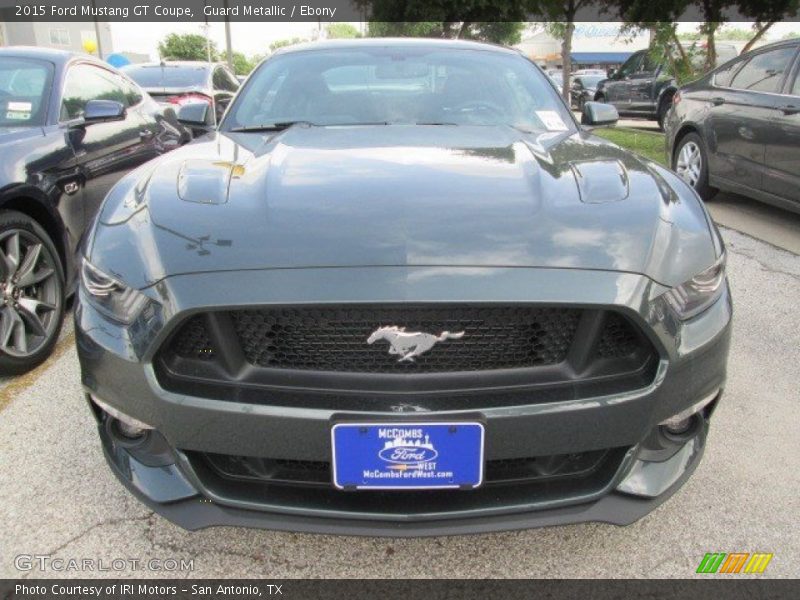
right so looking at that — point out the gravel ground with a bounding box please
[1,227,798,579]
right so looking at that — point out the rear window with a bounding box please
[123,64,208,89]
[0,57,53,127]
[729,47,797,93]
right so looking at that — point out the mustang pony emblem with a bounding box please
[367,326,465,362]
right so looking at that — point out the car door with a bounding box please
[60,62,152,226]
[211,66,239,123]
[763,45,800,204]
[628,52,660,113]
[704,45,798,191]
[602,52,643,109]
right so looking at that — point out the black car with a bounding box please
[595,44,739,129]
[123,61,240,125]
[666,39,800,212]
[0,47,184,374]
[570,74,604,110]
[76,39,730,536]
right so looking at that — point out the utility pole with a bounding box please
[91,0,103,58]
[224,0,233,70]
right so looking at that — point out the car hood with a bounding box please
[91,125,717,289]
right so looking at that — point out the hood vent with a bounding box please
[570,159,630,204]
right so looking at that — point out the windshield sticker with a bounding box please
[7,101,32,112]
[536,110,568,132]
[6,111,31,121]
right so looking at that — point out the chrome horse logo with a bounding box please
[367,326,465,362]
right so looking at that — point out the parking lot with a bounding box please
[1,196,799,579]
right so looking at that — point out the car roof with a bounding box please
[272,37,517,57]
[127,61,217,69]
[0,45,87,67]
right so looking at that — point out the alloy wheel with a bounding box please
[676,141,702,187]
[0,229,60,357]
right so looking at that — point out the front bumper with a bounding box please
[76,266,731,536]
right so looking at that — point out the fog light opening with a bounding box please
[90,394,153,448]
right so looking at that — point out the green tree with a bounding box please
[158,33,216,61]
[327,23,361,39]
[269,37,305,52]
[360,0,526,44]
[231,52,255,76]
[537,0,596,102]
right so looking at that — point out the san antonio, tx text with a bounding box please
[15,584,281,596]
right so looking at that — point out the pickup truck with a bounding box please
[594,44,738,129]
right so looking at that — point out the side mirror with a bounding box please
[607,68,616,79]
[83,99,125,123]
[177,101,214,129]
[581,101,619,127]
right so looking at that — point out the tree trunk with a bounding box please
[562,10,575,104]
[742,21,775,54]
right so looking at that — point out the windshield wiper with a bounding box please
[228,120,315,133]
[413,121,459,126]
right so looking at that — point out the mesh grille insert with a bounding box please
[222,306,582,373]
[596,313,641,359]
[171,315,215,361]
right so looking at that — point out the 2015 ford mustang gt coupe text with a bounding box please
[75,39,731,536]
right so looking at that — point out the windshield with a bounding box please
[123,64,209,89]
[222,47,574,132]
[0,57,53,127]
[578,75,604,87]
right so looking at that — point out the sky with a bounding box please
[109,21,800,61]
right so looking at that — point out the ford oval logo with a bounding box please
[378,434,438,464]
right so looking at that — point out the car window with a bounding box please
[0,57,53,127]
[224,48,574,133]
[639,52,659,74]
[120,75,144,106]
[213,67,238,92]
[220,68,240,92]
[123,64,209,89]
[793,70,800,96]
[61,63,130,120]
[713,59,742,87]
[616,53,643,79]
[729,47,797,93]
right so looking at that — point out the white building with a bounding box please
[516,24,649,69]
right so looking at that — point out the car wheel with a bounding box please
[594,93,605,103]
[0,211,65,375]
[656,95,673,131]
[673,133,717,201]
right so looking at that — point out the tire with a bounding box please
[656,95,673,131]
[672,133,718,202]
[0,210,65,375]
[594,93,605,103]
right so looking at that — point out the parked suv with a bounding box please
[666,39,800,212]
[595,44,738,129]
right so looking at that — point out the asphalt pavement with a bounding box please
[1,221,799,578]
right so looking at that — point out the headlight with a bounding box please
[80,258,149,324]
[664,253,726,320]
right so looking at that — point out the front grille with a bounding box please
[174,305,583,373]
[196,448,619,487]
[157,304,658,407]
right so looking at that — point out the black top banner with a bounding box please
[1,0,799,22]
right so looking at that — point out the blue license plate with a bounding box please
[331,422,484,490]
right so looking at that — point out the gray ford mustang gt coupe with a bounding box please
[75,39,731,536]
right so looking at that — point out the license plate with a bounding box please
[331,422,484,490]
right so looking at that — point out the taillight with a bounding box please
[166,93,212,106]
[672,92,682,106]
